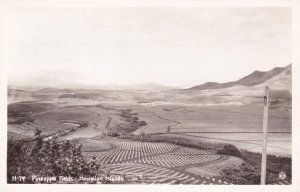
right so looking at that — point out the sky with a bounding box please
[4,7,291,87]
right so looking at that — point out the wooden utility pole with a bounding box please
[261,86,270,185]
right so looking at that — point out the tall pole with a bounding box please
[261,86,270,185]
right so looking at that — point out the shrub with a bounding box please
[7,137,110,184]
[106,131,120,137]
[217,144,241,157]
[120,109,133,119]
[79,121,89,127]
[221,163,260,184]
[137,121,147,127]
[240,150,292,183]
[120,112,131,118]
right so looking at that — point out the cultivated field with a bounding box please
[81,139,290,185]
[7,85,292,184]
[83,139,231,184]
[127,103,291,156]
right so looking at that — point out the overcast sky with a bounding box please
[4,7,291,87]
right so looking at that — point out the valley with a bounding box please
[7,64,292,184]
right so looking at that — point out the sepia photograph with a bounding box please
[1,0,299,191]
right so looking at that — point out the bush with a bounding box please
[221,163,260,184]
[109,111,147,135]
[105,131,120,137]
[120,109,132,118]
[217,144,241,157]
[137,121,147,127]
[120,112,131,118]
[240,150,292,183]
[7,137,109,184]
[79,121,89,127]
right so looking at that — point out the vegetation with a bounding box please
[217,145,291,184]
[7,136,110,184]
[221,162,261,184]
[220,150,292,184]
[79,121,89,128]
[104,131,120,137]
[107,109,147,135]
[239,150,291,184]
[217,144,241,157]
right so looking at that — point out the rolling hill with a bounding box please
[189,64,291,91]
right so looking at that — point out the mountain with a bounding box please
[189,64,291,90]
[256,64,292,92]
[8,70,179,90]
[125,83,178,90]
[8,71,86,88]
[9,76,83,88]
[66,82,178,91]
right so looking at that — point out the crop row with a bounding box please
[110,140,177,154]
[103,163,230,184]
[93,149,149,164]
[89,148,220,168]
[83,140,230,184]
[173,147,211,155]
[128,154,221,168]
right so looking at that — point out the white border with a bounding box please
[0,0,299,192]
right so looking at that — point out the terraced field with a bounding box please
[83,139,231,184]
[82,139,291,185]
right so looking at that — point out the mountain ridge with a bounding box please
[189,64,291,90]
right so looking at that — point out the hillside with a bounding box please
[189,64,291,91]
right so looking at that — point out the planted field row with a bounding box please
[92,149,150,164]
[133,154,221,168]
[105,163,183,179]
[95,151,220,168]
[172,147,211,155]
[85,140,220,167]
[103,163,231,184]
[110,140,177,154]
[83,140,229,184]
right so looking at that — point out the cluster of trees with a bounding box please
[7,135,109,184]
[105,109,147,136]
